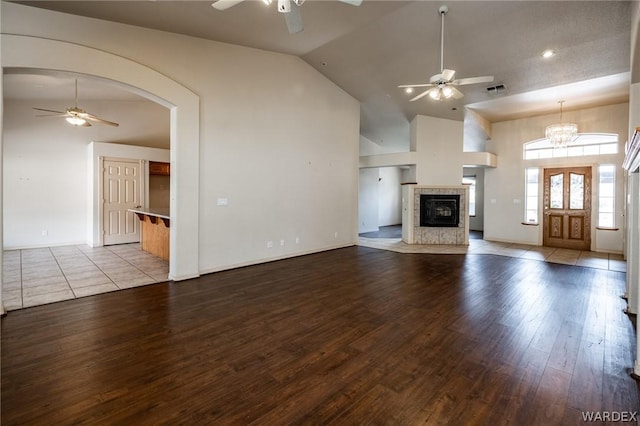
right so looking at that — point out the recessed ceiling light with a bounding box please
[541,49,556,59]
[405,87,414,94]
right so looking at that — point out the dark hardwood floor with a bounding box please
[2,247,638,425]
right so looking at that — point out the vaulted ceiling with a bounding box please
[7,1,634,152]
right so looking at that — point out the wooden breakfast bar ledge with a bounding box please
[128,208,170,261]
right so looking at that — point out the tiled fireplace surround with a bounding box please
[403,185,469,245]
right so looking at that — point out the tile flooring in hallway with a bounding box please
[2,243,169,311]
[358,236,627,272]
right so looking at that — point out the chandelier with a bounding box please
[545,100,577,148]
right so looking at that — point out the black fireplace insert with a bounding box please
[420,194,460,227]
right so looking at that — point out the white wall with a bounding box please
[358,168,379,233]
[358,136,403,232]
[378,167,402,227]
[464,167,485,231]
[410,115,464,186]
[2,3,360,274]
[360,135,385,156]
[484,102,628,252]
[3,99,168,249]
[358,166,402,234]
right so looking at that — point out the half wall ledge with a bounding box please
[462,152,497,168]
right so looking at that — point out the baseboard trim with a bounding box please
[3,241,88,251]
[198,243,356,277]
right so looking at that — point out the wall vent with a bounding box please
[486,84,507,96]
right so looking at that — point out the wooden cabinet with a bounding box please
[149,161,170,176]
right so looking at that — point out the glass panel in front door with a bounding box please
[550,174,563,208]
[569,173,584,209]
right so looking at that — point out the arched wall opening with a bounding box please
[1,34,200,282]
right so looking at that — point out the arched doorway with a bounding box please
[1,34,200,291]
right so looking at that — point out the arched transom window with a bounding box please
[523,133,618,160]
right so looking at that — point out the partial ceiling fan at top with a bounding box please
[212,0,363,34]
[398,5,494,102]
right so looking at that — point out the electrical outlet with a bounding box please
[295,236,300,244]
[267,241,273,248]
[334,231,338,239]
[280,240,285,247]
[41,230,48,237]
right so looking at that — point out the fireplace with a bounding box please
[402,185,468,245]
[420,194,460,227]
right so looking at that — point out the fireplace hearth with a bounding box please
[420,194,460,227]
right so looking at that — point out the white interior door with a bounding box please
[103,159,142,245]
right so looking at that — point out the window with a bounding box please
[462,176,476,216]
[523,133,618,160]
[598,164,615,228]
[525,167,539,223]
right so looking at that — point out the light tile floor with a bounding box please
[3,243,169,311]
[358,237,627,272]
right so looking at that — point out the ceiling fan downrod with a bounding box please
[438,5,448,74]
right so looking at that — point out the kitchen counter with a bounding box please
[128,207,169,222]
[129,208,170,260]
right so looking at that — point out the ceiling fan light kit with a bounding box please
[398,4,494,102]
[429,85,454,101]
[545,100,578,148]
[65,116,87,126]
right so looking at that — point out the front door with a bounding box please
[543,166,591,250]
[103,159,142,245]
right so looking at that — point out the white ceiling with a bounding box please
[3,71,145,102]
[7,1,634,152]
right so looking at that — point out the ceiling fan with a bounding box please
[398,5,494,102]
[211,0,363,34]
[33,79,119,127]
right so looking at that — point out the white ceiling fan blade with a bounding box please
[35,113,68,118]
[452,75,494,86]
[284,2,303,34]
[211,0,245,10]
[450,86,464,99]
[33,107,66,114]
[409,89,433,102]
[84,113,120,127]
[398,83,434,88]
[337,0,363,5]
[441,69,455,82]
